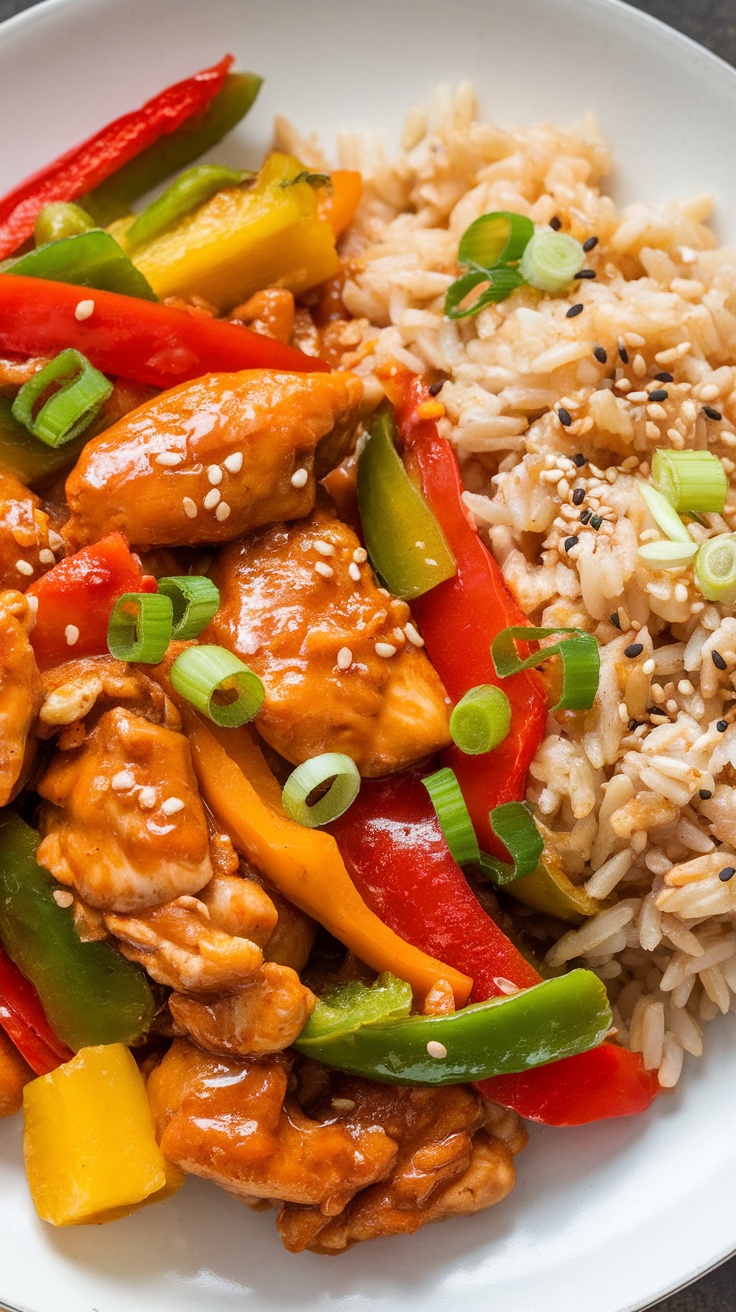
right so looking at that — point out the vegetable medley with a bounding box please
[0,55,700,1255]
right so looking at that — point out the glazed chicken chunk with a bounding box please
[207,507,451,776]
[0,590,41,805]
[0,471,60,589]
[63,369,367,549]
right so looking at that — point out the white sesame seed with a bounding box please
[645,422,661,440]
[493,977,520,995]
[378,587,390,597]
[138,786,157,810]
[426,1041,447,1060]
[291,468,308,488]
[52,889,74,908]
[627,390,648,404]
[642,659,655,675]
[393,627,406,644]
[39,548,55,564]
[375,642,397,658]
[74,299,94,321]
[425,558,438,567]
[215,501,231,522]
[26,594,38,616]
[678,679,694,695]
[331,1097,356,1111]
[155,452,183,467]
[352,548,368,564]
[65,624,79,646]
[647,403,668,421]
[161,796,184,816]
[415,540,426,549]
[404,622,424,648]
[314,561,334,579]
[348,562,361,582]
[182,496,197,519]
[48,529,64,551]
[666,699,679,715]
[15,559,33,577]
[203,488,221,510]
[314,540,335,557]
[207,465,223,485]
[337,646,353,670]
[618,702,629,723]
[111,770,135,791]
[674,583,689,603]
[224,452,243,474]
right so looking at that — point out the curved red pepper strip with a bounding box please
[0,276,328,390]
[394,375,547,859]
[0,945,72,1075]
[0,57,234,259]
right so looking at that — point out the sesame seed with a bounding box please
[314,561,334,579]
[426,1041,448,1059]
[627,390,649,404]
[703,405,722,421]
[348,562,361,582]
[655,372,674,383]
[566,303,584,319]
[550,216,562,230]
[404,622,424,647]
[155,451,184,467]
[291,468,308,488]
[563,535,579,552]
[314,540,335,557]
[138,786,156,809]
[111,770,135,791]
[15,559,33,576]
[582,235,599,252]
[719,867,736,882]
[610,612,622,629]
[353,547,368,564]
[215,501,231,522]
[642,658,655,675]
[593,345,607,364]
[207,465,223,485]
[572,453,587,467]
[699,789,713,800]
[572,487,585,506]
[575,268,596,279]
[203,488,221,510]
[39,548,55,564]
[48,529,64,550]
[717,720,728,733]
[624,642,644,658]
[52,888,75,909]
[428,379,445,396]
[224,452,243,473]
[493,977,520,995]
[74,298,94,321]
[618,340,629,364]
[674,583,688,603]
[375,642,397,658]
[161,797,184,816]
[589,514,603,530]
[648,389,669,402]
[712,650,728,671]
[557,407,572,427]
[331,1097,356,1111]
[678,679,694,695]
[337,646,353,670]
[665,699,679,715]
[580,509,592,525]
[182,496,197,519]
[26,595,38,616]
[65,624,79,646]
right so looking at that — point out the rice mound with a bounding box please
[279,86,736,1089]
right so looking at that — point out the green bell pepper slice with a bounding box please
[0,813,155,1051]
[5,229,156,300]
[34,202,95,247]
[82,72,263,228]
[294,968,612,1085]
[357,406,456,600]
[0,396,87,487]
[126,164,252,252]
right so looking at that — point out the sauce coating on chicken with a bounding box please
[0,590,41,805]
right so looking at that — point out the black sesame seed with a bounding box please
[624,642,644,658]
[618,341,629,364]
[572,453,587,467]
[703,405,722,421]
[646,706,660,716]
[711,650,728,671]
[718,866,736,882]
[717,719,728,733]
[566,303,584,319]
[655,371,673,383]
[627,718,640,731]
[557,407,573,427]
[593,345,608,364]
[580,509,592,524]
[550,216,562,231]
[428,379,446,396]
[699,788,713,800]
[648,389,669,402]
[564,536,579,552]
[582,235,599,252]
[572,487,585,506]
[589,514,603,530]
[610,612,622,629]
[574,268,596,279]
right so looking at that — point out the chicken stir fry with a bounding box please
[0,590,41,804]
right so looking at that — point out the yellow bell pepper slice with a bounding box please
[131,152,340,311]
[23,1044,183,1226]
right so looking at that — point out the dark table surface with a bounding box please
[0,0,734,1308]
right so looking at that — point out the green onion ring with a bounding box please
[449,685,512,755]
[12,348,112,448]
[282,752,361,828]
[491,625,600,712]
[423,767,480,866]
[107,592,173,664]
[480,802,544,886]
[170,645,264,727]
[157,576,220,640]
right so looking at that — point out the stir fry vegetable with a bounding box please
[12,349,113,448]
[6,229,156,300]
[0,943,72,1075]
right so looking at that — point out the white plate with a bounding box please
[1,0,735,1309]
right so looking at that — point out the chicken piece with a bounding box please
[207,508,451,776]
[0,590,41,804]
[0,1028,33,1117]
[37,654,177,732]
[276,1076,525,1254]
[63,370,366,549]
[169,960,315,1056]
[262,885,316,973]
[147,1041,397,1211]
[229,289,295,343]
[37,706,213,913]
[198,872,278,947]
[0,470,60,589]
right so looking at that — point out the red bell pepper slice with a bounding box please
[27,531,157,672]
[0,944,72,1075]
[393,374,547,859]
[0,56,234,260]
[0,275,328,390]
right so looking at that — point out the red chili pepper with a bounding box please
[0,276,328,390]
[27,531,157,672]
[393,374,547,859]
[0,57,234,259]
[0,944,72,1075]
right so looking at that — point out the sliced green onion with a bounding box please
[126,165,251,252]
[422,767,480,866]
[445,267,525,319]
[638,482,692,544]
[652,448,728,514]
[449,685,512,755]
[491,626,600,711]
[282,752,360,828]
[637,540,698,569]
[519,229,586,293]
[283,170,332,190]
[694,533,736,603]
[107,592,173,663]
[12,349,112,448]
[480,802,544,886]
[457,212,534,272]
[34,201,94,246]
[170,645,264,727]
[157,576,220,640]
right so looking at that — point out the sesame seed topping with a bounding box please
[493,977,520,995]
[291,468,308,488]
[557,407,572,427]
[712,650,728,671]
[426,1041,448,1059]
[111,770,135,791]
[331,1097,356,1111]
[48,530,64,550]
[582,235,599,252]
[572,487,585,506]
[337,646,353,670]
[666,699,679,715]
[39,548,55,564]
[404,622,424,647]
[314,561,334,579]
[678,679,694,695]
[627,390,649,404]
[655,372,674,383]
[375,642,397,658]
[353,547,368,563]
[566,303,584,319]
[703,405,723,421]
[65,624,79,646]
[156,452,183,467]
[593,345,607,364]
[15,559,33,576]
[610,612,622,629]
[699,788,713,800]
[207,465,223,485]
[74,299,94,321]
[138,786,157,810]
[348,562,361,582]
[618,340,629,364]
[203,488,221,510]
[575,268,596,279]
[648,389,669,403]
[563,535,579,552]
[580,509,592,525]
[26,594,38,616]
[642,659,655,675]
[624,642,644,659]
[717,720,728,733]
[314,540,335,557]
[589,514,603,530]
[674,583,688,603]
[719,867,736,882]
[182,496,197,519]
[161,797,184,816]
[572,453,587,467]
[224,452,243,474]
[53,889,75,908]
[428,379,445,396]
